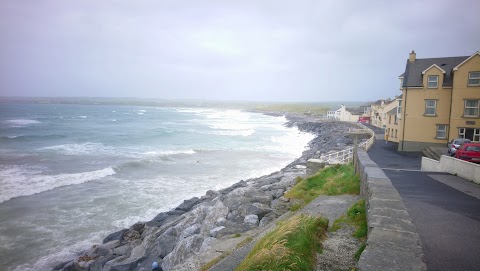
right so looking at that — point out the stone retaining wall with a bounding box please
[354,148,427,271]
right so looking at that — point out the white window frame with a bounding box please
[475,129,480,142]
[459,128,466,139]
[436,124,447,139]
[425,100,437,116]
[468,72,480,86]
[428,75,439,88]
[464,100,479,117]
[397,100,402,114]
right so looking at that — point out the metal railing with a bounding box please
[318,123,375,164]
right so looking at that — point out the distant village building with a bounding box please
[326,106,341,120]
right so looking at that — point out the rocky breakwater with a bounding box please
[53,117,357,271]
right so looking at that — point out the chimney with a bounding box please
[409,50,416,63]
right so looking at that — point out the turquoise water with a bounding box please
[0,103,314,270]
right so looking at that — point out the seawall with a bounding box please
[355,148,427,271]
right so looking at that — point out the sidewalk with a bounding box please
[368,139,480,271]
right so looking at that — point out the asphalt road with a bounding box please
[368,139,480,271]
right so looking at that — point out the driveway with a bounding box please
[367,139,480,271]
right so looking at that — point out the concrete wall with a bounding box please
[355,149,426,271]
[421,155,480,184]
[398,140,446,152]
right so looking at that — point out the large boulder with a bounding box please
[200,200,229,235]
[244,215,259,226]
[162,234,205,271]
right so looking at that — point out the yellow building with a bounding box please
[398,51,480,151]
[384,96,402,143]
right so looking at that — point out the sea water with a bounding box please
[0,103,314,270]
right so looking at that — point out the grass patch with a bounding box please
[330,200,368,262]
[330,200,367,238]
[284,164,360,207]
[346,200,367,239]
[289,202,303,212]
[354,243,366,261]
[235,214,328,271]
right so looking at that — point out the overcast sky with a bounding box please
[0,0,479,102]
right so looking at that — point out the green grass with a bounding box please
[331,200,367,238]
[250,104,330,115]
[354,243,366,261]
[346,200,367,239]
[235,214,328,271]
[330,200,368,262]
[284,164,360,206]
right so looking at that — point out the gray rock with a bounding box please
[244,190,273,205]
[84,240,120,258]
[179,224,201,240]
[200,200,229,235]
[259,215,272,227]
[244,215,259,225]
[146,209,185,227]
[162,234,205,270]
[176,197,201,212]
[209,226,225,237]
[103,229,128,244]
[88,255,116,271]
[155,228,178,258]
[113,244,131,256]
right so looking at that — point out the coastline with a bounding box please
[53,113,357,271]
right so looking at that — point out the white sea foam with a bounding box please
[79,116,88,119]
[213,129,255,137]
[263,127,315,156]
[142,149,196,156]
[5,119,41,126]
[0,166,115,203]
[39,143,116,156]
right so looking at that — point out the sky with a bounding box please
[0,0,479,102]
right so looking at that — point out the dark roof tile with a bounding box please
[402,56,468,87]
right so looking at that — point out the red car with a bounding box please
[454,143,480,163]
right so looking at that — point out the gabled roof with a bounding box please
[346,107,364,115]
[398,73,405,78]
[372,99,383,106]
[453,51,480,71]
[387,107,398,115]
[421,64,446,74]
[402,55,468,87]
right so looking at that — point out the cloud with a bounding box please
[0,0,479,101]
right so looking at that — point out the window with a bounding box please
[436,125,447,139]
[397,100,402,114]
[425,100,437,116]
[464,100,479,117]
[469,72,480,86]
[395,129,398,138]
[459,128,466,138]
[394,114,398,124]
[428,75,439,88]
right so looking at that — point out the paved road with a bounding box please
[368,139,480,271]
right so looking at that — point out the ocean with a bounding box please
[0,103,314,271]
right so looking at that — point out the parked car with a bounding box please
[448,138,472,156]
[454,143,480,163]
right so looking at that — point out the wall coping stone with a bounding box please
[355,148,427,271]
